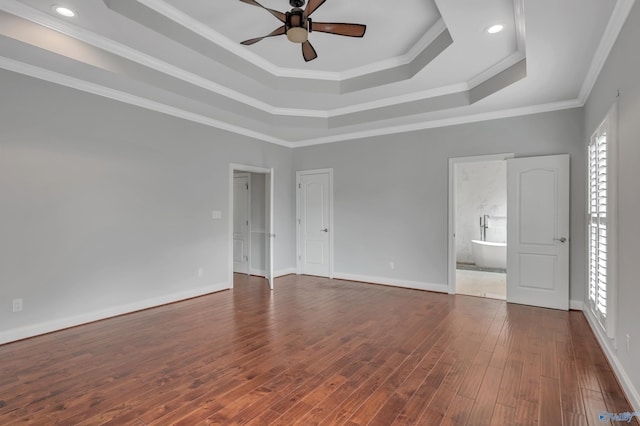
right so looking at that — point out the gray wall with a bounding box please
[293,109,586,299]
[583,0,640,407]
[0,69,295,342]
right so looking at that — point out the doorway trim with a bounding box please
[448,153,514,294]
[229,163,274,289]
[296,168,334,278]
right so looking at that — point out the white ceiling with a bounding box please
[0,0,633,147]
[180,0,442,72]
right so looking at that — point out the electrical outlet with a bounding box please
[626,334,631,352]
[389,261,395,270]
[12,298,23,312]
[197,267,204,278]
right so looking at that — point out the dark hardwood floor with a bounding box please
[0,274,636,425]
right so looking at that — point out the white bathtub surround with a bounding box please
[455,161,507,263]
[471,240,507,269]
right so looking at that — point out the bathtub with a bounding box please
[471,240,507,269]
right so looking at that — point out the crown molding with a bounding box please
[338,19,448,80]
[468,51,525,90]
[0,52,583,150]
[578,0,635,103]
[0,56,292,147]
[327,83,469,117]
[293,99,584,147]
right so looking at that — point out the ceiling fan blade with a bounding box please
[302,40,318,62]
[241,26,286,45]
[311,22,366,37]
[238,0,286,23]
[303,0,327,19]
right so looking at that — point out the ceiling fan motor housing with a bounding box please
[285,8,309,43]
[289,0,305,7]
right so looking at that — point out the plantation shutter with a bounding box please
[588,125,608,328]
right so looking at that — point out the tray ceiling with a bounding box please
[0,0,632,146]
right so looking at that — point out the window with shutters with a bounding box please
[588,105,617,337]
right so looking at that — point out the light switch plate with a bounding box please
[212,210,222,219]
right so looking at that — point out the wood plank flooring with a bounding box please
[0,274,637,425]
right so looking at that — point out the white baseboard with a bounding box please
[570,300,584,310]
[274,267,296,278]
[0,282,229,346]
[332,272,449,293]
[583,307,640,412]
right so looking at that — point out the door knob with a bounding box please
[321,228,328,233]
[554,237,567,243]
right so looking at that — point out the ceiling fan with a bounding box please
[239,0,367,62]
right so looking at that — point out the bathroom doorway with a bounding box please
[448,154,513,300]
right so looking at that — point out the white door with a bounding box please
[233,175,250,274]
[298,171,331,277]
[507,154,570,310]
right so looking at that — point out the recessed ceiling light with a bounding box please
[54,6,77,17]
[486,24,504,34]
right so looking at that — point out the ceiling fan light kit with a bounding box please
[285,8,309,43]
[239,0,366,62]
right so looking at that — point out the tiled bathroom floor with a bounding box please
[456,268,506,300]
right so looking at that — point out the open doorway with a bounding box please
[229,164,274,289]
[232,172,251,275]
[448,154,512,300]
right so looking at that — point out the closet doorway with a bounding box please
[229,164,274,289]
